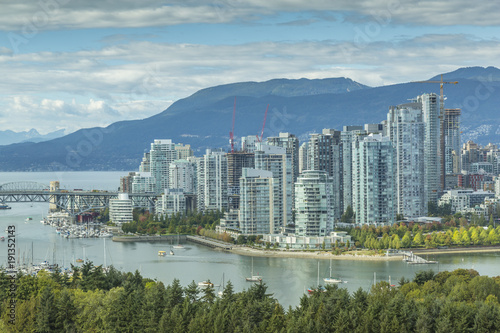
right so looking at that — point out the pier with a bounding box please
[400,251,438,264]
[186,235,233,250]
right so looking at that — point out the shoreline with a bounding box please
[229,245,500,261]
[229,247,403,261]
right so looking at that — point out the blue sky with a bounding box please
[0,0,499,134]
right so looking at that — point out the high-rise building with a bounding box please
[352,134,396,224]
[298,142,309,174]
[341,126,366,213]
[109,193,133,225]
[131,172,156,194]
[197,149,228,212]
[444,109,461,175]
[419,93,441,203]
[461,141,480,173]
[156,188,187,217]
[239,168,277,235]
[175,143,194,160]
[169,159,196,194]
[227,152,255,210]
[120,172,138,193]
[294,170,334,237]
[307,129,342,220]
[267,133,300,183]
[387,102,426,218]
[149,139,178,194]
[241,135,258,153]
[139,152,150,172]
[255,144,292,228]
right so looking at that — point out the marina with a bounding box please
[1,172,500,308]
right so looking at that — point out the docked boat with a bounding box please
[0,203,11,210]
[158,251,167,256]
[75,258,84,263]
[170,249,175,256]
[245,257,262,282]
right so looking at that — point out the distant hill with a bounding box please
[0,67,499,171]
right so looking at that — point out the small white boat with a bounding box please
[245,258,262,282]
[170,249,174,256]
[323,259,343,284]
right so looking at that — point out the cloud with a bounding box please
[0,0,499,32]
[0,34,499,133]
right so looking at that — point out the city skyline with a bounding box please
[1,1,500,135]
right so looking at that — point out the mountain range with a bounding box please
[1,66,499,171]
[0,128,66,145]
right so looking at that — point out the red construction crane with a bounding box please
[256,104,269,142]
[229,97,236,153]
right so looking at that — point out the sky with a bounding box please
[1,0,500,135]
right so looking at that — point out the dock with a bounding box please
[186,235,233,250]
[401,251,438,264]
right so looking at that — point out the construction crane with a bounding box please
[229,97,236,153]
[415,74,458,192]
[256,104,269,143]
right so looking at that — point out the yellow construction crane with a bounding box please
[414,74,458,192]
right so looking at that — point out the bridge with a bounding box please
[0,181,157,216]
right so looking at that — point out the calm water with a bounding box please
[1,172,500,308]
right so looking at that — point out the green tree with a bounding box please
[401,232,412,248]
[413,232,424,246]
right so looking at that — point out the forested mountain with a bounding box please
[0,66,499,171]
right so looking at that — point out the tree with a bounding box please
[401,232,412,248]
[341,205,354,223]
[413,232,424,246]
[36,286,56,332]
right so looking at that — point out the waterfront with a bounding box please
[1,172,500,308]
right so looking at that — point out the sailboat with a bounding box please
[323,259,342,284]
[217,273,225,297]
[308,262,325,294]
[245,257,262,282]
[173,233,184,249]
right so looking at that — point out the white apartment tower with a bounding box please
[149,139,178,194]
[197,149,228,212]
[239,168,277,235]
[169,159,196,194]
[419,93,441,204]
[352,134,396,224]
[254,144,292,228]
[387,102,426,218]
[307,129,342,220]
[341,126,366,213]
[294,170,334,237]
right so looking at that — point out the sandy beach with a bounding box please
[230,246,403,261]
[230,245,500,261]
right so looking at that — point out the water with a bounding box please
[1,172,500,308]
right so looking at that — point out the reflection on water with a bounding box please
[2,205,500,308]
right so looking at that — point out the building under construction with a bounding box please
[444,108,461,175]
